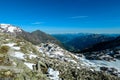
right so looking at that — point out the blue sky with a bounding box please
[0,0,120,34]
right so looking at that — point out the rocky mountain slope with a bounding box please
[0,24,61,46]
[17,30,62,46]
[0,33,119,80]
[0,24,120,80]
[80,36,120,61]
[74,36,120,78]
[0,24,22,33]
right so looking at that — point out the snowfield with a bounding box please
[90,59,120,72]
[0,24,22,33]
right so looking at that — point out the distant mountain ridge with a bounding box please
[52,33,118,52]
[81,36,120,52]
[52,33,91,43]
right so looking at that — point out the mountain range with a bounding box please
[0,24,120,80]
[52,33,119,52]
[81,36,120,52]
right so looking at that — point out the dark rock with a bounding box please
[100,67,108,71]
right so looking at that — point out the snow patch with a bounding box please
[11,52,25,59]
[12,62,17,66]
[29,54,37,59]
[8,26,16,32]
[53,51,64,56]
[12,46,20,50]
[0,24,22,33]
[90,59,120,72]
[4,43,15,47]
[0,24,10,28]
[69,60,77,63]
[4,43,20,50]
[78,57,96,67]
[47,68,60,80]
[39,48,44,53]
[24,62,35,70]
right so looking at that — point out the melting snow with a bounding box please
[0,24,10,28]
[24,62,35,70]
[11,52,25,59]
[4,43,20,50]
[38,43,80,64]
[7,26,16,32]
[12,62,17,66]
[4,43,15,47]
[77,55,120,72]
[11,52,37,60]
[29,54,37,59]
[90,59,120,72]
[0,24,22,33]
[53,51,64,56]
[12,46,20,50]
[47,68,60,80]
[39,48,44,53]
[78,57,96,67]
[69,60,77,63]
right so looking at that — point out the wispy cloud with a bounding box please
[70,16,88,19]
[32,22,44,25]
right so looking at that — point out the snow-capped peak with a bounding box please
[0,23,22,33]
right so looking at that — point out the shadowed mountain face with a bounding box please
[52,33,116,52]
[17,30,62,46]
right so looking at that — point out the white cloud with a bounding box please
[70,16,88,19]
[32,22,44,25]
